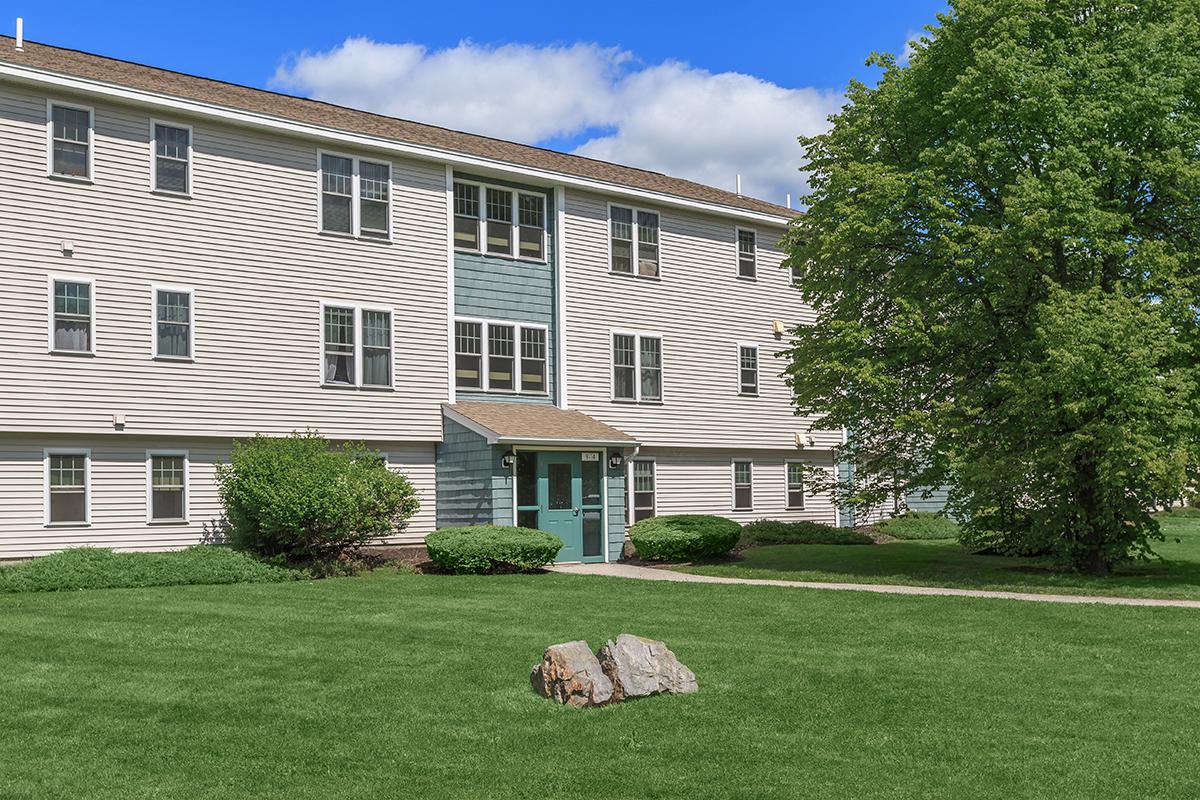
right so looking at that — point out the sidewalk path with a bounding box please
[547,562,1200,609]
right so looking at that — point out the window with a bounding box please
[453,181,548,261]
[455,319,548,394]
[737,228,757,279]
[319,152,391,239]
[148,452,187,523]
[733,460,753,511]
[154,287,192,359]
[786,462,806,509]
[612,332,662,402]
[321,303,393,388]
[48,102,92,179]
[739,345,759,396]
[609,206,660,277]
[631,460,656,523]
[49,276,94,354]
[45,450,89,525]
[151,122,191,194]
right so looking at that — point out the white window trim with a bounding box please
[737,342,760,397]
[316,149,393,242]
[148,119,194,196]
[451,179,548,264]
[46,273,97,356]
[319,301,396,390]
[46,99,94,182]
[146,449,190,524]
[454,316,550,395]
[627,457,657,527]
[785,459,806,510]
[609,329,664,404]
[150,284,196,361]
[606,201,662,279]
[43,447,91,527]
[731,458,754,512]
[736,226,757,280]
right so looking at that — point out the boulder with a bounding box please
[596,634,698,701]
[530,640,614,708]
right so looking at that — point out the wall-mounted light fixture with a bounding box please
[501,449,516,470]
[608,453,624,470]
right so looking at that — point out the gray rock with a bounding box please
[596,634,698,701]
[530,640,614,707]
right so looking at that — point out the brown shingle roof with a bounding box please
[445,402,637,445]
[0,37,797,219]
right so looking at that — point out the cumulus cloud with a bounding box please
[271,37,843,205]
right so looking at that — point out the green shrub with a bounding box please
[875,512,960,540]
[742,519,874,546]
[426,526,562,574]
[216,431,420,561]
[1155,506,1200,519]
[0,546,304,594]
[629,515,742,561]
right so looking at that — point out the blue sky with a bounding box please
[8,0,949,202]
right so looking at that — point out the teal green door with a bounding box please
[536,452,606,563]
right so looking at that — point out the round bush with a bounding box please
[875,512,960,540]
[426,526,563,574]
[628,515,742,561]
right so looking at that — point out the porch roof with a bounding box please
[442,402,639,448]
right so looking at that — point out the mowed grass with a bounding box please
[2,571,1200,799]
[680,516,1200,600]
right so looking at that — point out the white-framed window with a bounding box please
[452,180,547,262]
[737,227,757,279]
[150,121,192,195]
[44,449,90,526]
[609,204,660,277]
[732,459,753,511]
[147,450,188,523]
[786,461,806,510]
[47,101,93,180]
[454,318,548,394]
[321,302,394,388]
[318,151,391,240]
[612,331,662,403]
[738,344,759,396]
[630,459,656,523]
[48,274,95,354]
[152,286,194,360]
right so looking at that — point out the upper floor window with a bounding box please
[49,276,94,354]
[610,205,660,277]
[322,303,393,388]
[737,228,757,279]
[738,345,759,396]
[612,332,662,403]
[319,153,391,239]
[733,460,753,511]
[454,318,548,394]
[45,449,90,525]
[148,451,188,523]
[453,181,547,261]
[48,102,92,180]
[154,287,193,360]
[151,122,191,195]
[786,461,806,509]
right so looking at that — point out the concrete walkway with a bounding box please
[547,562,1200,609]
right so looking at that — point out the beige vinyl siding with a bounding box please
[0,85,449,440]
[0,435,436,558]
[638,448,838,526]
[562,189,838,450]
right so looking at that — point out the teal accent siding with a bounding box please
[436,419,501,528]
[905,486,953,517]
[607,462,627,561]
[836,461,856,527]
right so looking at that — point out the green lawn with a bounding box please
[2,571,1199,799]
[680,516,1200,600]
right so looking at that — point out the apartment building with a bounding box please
[0,36,842,561]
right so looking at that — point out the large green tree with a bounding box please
[785,0,1200,573]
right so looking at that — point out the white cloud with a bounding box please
[900,29,925,65]
[271,38,843,205]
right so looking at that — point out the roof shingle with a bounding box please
[445,402,637,445]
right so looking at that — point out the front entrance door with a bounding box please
[534,451,606,563]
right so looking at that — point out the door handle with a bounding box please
[573,507,580,517]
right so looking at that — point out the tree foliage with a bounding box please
[784,0,1200,573]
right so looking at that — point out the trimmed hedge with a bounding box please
[742,520,874,546]
[875,512,960,540]
[426,526,562,574]
[629,515,742,561]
